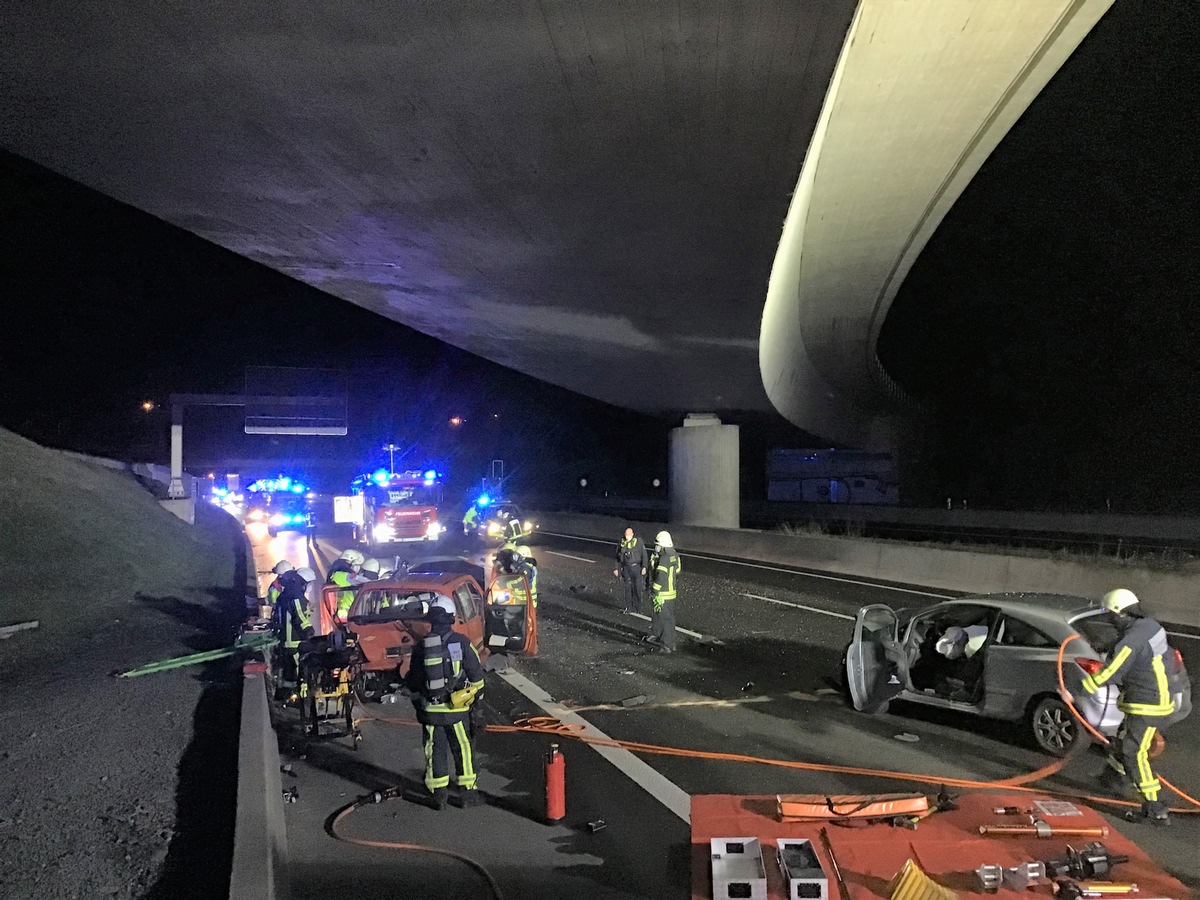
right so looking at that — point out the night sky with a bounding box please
[1,0,1196,512]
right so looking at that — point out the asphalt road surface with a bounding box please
[248,523,1200,894]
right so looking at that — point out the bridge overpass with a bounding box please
[1,0,1116,525]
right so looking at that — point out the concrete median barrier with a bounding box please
[229,668,290,900]
[535,511,1200,628]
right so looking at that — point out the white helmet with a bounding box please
[1102,588,1139,614]
[339,549,365,568]
[655,530,673,548]
[295,566,318,584]
[430,595,457,619]
[360,557,384,579]
[271,560,295,575]
[513,545,532,561]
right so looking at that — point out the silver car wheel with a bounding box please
[1031,697,1078,756]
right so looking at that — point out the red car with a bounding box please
[340,568,536,696]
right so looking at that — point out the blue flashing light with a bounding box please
[372,468,390,485]
[212,487,228,497]
[423,469,437,480]
[476,494,491,507]
[291,485,304,494]
[292,514,307,523]
[279,476,291,488]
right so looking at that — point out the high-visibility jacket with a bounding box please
[328,568,358,616]
[266,576,285,607]
[404,628,484,722]
[462,507,479,528]
[1083,617,1177,717]
[651,548,681,600]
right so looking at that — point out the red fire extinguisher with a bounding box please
[545,742,566,823]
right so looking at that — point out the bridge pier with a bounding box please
[668,414,739,529]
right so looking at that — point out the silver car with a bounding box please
[844,593,1127,755]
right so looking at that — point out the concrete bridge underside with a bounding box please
[1,0,1113,446]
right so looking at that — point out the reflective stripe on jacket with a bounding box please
[1082,617,1175,716]
[651,548,681,600]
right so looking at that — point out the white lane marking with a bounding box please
[496,669,691,823]
[625,612,716,643]
[741,592,855,621]
[541,531,953,598]
[545,550,595,563]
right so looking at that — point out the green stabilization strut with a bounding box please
[118,630,278,677]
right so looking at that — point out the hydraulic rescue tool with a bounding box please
[1043,843,1130,880]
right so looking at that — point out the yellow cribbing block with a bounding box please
[887,860,957,900]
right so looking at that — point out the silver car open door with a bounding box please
[846,605,907,713]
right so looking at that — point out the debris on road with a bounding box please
[0,619,39,639]
[587,819,608,833]
[893,733,921,743]
[283,787,299,803]
[620,695,648,708]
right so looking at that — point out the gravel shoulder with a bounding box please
[0,429,247,899]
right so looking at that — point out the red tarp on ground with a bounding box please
[691,792,1190,899]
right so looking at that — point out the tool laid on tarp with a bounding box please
[117,630,277,677]
[980,819,1108,838]
[778,792,929,822]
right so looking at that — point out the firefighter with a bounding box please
[1076,588,1179,826]
[360,557,394,582]
[402,597,486,809]
[266,560,294,607]
[327,549,365,621]
[612,526,649,614]
[494,546,537,607]
[274,566,317,683]
[643,531,681,653]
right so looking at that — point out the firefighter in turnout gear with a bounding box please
[1079,588,1182,826]
[273,567,317,682]
[613,526,649,614]
[643,531,681,653]
[266,560,294,607]
[402,597,486,809]
[327,549,364,621]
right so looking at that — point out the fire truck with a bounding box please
[337,469,446,550]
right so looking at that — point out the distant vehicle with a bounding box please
[241,475,316,536]
[468,500,538,542]
[345,469,447,550]
[842,593,1170,756]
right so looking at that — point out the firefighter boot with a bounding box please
[458,788,486,808]
[1124,800,1170,826]
[430,788,449,811]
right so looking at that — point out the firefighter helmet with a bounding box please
[271,560,295,575]
[655,530,673,548]
[295,566,317,584]
[360,557,384,580]
[339,549,365,568]
[513,545,532,562]
[1102,588,1140,615]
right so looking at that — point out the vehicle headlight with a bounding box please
[248,509,266,521]
[425,522,443,537]
[269,513,288,526]
[487,522,502,535]
[373,524,395,540]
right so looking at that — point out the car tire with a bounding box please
[1030,695,1084,757]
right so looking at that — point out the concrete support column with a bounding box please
[168,421,186,499]
[668,414,739,529]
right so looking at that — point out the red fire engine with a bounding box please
[344,468,446,550]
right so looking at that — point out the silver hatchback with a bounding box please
[844,593,1127,755]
